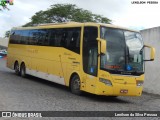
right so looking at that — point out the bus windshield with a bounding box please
[100,27,144,75]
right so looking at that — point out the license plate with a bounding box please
[120,89,128,94]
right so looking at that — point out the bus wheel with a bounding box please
[70,75,82,95]
[20,63,26,78]
[14,62,20,75]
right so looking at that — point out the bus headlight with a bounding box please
[136,80,144,87]
[99,78,112,86]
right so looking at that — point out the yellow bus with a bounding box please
[7,22,155,96]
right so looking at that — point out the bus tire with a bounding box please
[14,62,20,75]
[70,75,82,95]
[20,63,26,78]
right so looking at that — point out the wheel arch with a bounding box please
[20,61,25,67]
[69,72,81,88]
[14,60,19,70]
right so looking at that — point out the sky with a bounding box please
[0,0,160,37]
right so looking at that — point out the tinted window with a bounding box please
[10,30,22,44]
[55,29,63,47]
[67,28,81,54]
[48,29,56,46]
[28,30,38,45]
[10,30,16,44]
[37,29,49,46]
[21,30,29,44]
[48,27,81,53]
[9,27,81,54]
[60,28,81,53]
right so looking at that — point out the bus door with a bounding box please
[82,26,98,93]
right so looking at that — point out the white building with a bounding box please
[0,37,9,48]
[140,27,160,95]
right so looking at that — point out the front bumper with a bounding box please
[95,82,143,96]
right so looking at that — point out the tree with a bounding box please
[1,5,9,11]
[5,4,112,38]
[23,4,111,27]
[0,1,10,11]
[4,31,10,38]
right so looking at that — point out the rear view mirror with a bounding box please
[97,38,107,55]
[144,45,155,61]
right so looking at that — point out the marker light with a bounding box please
[99,78,112,86]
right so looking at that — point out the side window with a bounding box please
[28,30,37,45]
[15,30,22,44]
[10,30,23,44]
[55,29,63,47]
[48,29,56,46]
[21,30,29,44]
[61,29,68,47]
[83,27,98,76]
[9,30,16,44]
[44,30,50,46]
[67,28,81,54]
[60,28,81,54]
[28,29,49,46]
[37,29,47,46]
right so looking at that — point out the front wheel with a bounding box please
[20,63,27,78]
[70,75,82,95]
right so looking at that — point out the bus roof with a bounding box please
[12,22,139,32]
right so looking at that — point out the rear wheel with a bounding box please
[20,63,26,78]
[14,62,20,75]
[70,75,82,95]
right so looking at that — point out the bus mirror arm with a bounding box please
[96,38,107,55]
[143,44,155,61]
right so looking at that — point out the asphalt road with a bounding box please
[0,58,160,120]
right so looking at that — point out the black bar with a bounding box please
[0,111,160,117]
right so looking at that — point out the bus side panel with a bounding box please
[25,46,66,85]
[60,49,81,87]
